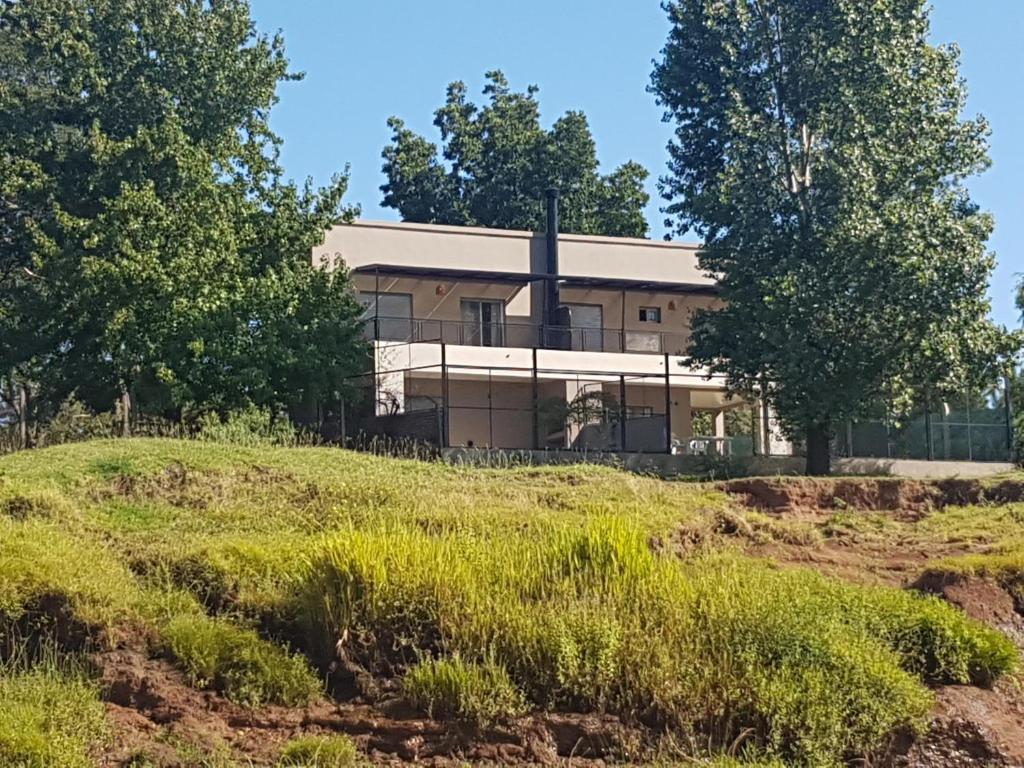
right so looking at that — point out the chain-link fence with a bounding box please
[320,344,1018,465]
[834,383,1014,463]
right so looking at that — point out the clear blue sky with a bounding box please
[250,0,1023,328]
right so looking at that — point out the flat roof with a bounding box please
[353,264,719,295]
[345,219,704,251]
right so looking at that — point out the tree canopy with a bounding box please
[0,0,366,429]
[652,0,1018,473]
[381,71,650,237]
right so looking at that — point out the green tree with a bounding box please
[652,0,1015,474]
[0,0,366,430]
[382,71,650,237]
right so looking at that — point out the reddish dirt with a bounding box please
[722,476,1024,517]
[722,477,939,517]
[894,682,1024,767]
[914,573,1024,647]
[93,649,638,767]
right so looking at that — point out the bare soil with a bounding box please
[722,476,1024,516]
[94,649,640,767]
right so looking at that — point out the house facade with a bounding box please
[314,202,786,455]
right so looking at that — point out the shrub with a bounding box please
[833,581,1018,686]
[161,614,320,707]
[0,657,108,768]
[278,734,362,767]
[403,657,526,726]
[198,406,299,447]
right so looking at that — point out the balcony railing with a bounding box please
[363,316,692,356]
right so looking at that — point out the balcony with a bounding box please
[363,316,692,356]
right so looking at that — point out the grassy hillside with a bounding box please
[0,440,1018,767]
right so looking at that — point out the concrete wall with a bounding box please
[316,220,713,288]
[315,220,544,276]
[556,231,712,287]
[439,449,1017,480]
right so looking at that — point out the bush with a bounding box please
[198,406,300,447]
[832,580,1018,686]
[0,657,108,768]
[403,657,526,726]
[161,614,320,707]
[278,734,362,767]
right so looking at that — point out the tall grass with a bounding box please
[299,518,1015,767]
[0,440,1020,767]
[161,614,320,708]
[403,656,526,726]
[0,650,107,768]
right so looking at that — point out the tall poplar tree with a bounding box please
[652,0,1015,474]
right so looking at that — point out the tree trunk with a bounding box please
[805,422,832,476]
[18,382,29,450]
[120,384,132,438]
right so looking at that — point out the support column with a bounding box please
[924,389,935,461]
[754,400,792,456]
[670,390,693,445]
[18,382,28,450]
[440,343,450,448]
[619,376,628,451]
[373,267,381,340]
[713,410,727,438]
[620,290,626,353]
[119,383,131,438]
[1007,373,1016,462]
[339,399,347,446]
[663,354,672,454]
[531,348,540,450]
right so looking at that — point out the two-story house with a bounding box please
[314,196,780,455]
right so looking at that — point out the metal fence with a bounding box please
[833,383,1014,463]
[350,341,1016,464]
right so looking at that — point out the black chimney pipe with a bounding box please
[544,188,560,330]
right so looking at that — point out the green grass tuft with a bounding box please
[403,656,527,726]
[0,655,108,768]
[161,614,321,708]
[278,734,362,767]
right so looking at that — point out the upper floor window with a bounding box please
[461,299,505,347]
[639,307,662,324]
[358,291,413,341]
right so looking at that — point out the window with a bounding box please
[460,299,505,347]
[563,304,604,351]
[358,292,413,341]
[405,396,440,413]
[639,306,662,324]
